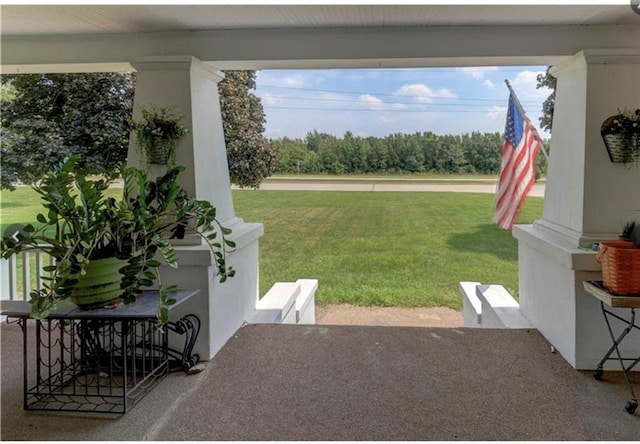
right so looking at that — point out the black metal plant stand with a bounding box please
[167,314,201,371]
[1,290,201,414]
[583,281,640,414]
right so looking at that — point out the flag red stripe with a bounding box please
[496,142,537,227]
[494,117,542,231]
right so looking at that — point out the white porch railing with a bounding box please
[1,248,54,302]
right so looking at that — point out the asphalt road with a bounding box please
[251,180,545,197]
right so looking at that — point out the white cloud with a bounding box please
[359,94,384,110]
[483,79,495,89]
[487,106,508,120]
[357,94,404,126]
[358,94,410,113]
[279,75,308,87]
[260,93,281,106]
[393,84,457,103]
[457,66,499,80]
[509,69,549,102]
[256,70,310,88]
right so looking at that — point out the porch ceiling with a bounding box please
[2,4,637,36]
[2,4,640,72]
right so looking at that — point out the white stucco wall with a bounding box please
[515,50,640,369]
[162,222,263,359]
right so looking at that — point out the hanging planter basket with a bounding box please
[600,110,640,164]
[131,106,188,168]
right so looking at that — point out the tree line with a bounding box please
[272,130,548,177]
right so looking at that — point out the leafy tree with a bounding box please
[418,131,437,172]
[1,73,134,189]
[1,70,275,190]
[304,131,346,174]
[340,131,370,173]
[536,67,557,133]
[272,137,321,174]
[535,140,550,180]
[366,137,390,172]
[463,132,502,174]
[218,71,277,188]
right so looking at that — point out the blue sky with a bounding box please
[255,65,552,140]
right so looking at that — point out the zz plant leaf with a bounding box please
[0,155,236,324]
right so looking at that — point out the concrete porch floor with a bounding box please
[1,321,638,440]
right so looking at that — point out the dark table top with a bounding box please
[0,289,201,320]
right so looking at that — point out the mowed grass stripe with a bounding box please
[232,190,543,309]
[1,187,542,310]
[1,186,124,229]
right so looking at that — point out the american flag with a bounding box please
[494,92,543,231]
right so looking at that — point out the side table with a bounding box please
[583,281,640,414]
[0,289,200,414]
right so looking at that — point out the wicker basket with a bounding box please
[602,133,640,163]
[596,241,640,295]
[147,136,169,164]
[601,114,640,163]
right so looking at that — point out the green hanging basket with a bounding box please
[69,257,126,310]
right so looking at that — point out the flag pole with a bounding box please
[504,79,549,160]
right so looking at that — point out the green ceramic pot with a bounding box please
[69,257,126,310]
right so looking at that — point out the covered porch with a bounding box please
[2,320,639,441]
[1,4,640,439]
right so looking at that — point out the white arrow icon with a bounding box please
[11,231,20,243]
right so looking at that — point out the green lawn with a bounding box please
[1,186,543,310]
[1,186,124,230]
[232,190,542,309]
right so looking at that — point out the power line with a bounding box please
[263,105,504,113]
[260,94,533,108]
[257,84,541,105]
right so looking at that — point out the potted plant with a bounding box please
[597,220,640,295]
[601,108,640,165]
[130,105,188,168]
[1,155,235,323]
[620,220,637,242]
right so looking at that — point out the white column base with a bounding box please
[160,220,263,360]
[514,223,640,370]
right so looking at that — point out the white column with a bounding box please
[514,50,640,369]
[128,56,236,223]
[128,56,263,359]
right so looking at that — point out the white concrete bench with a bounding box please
[460,281,532,329]
[247,279,318,325]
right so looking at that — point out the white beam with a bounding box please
[2,24,639,73]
